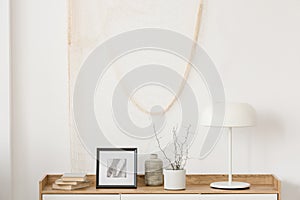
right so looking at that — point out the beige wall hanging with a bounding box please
[69,0,206,172]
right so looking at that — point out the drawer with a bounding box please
[43,194,277,200]
[43,194,120,200]
[121,194,200,200]
[200,194,277,200]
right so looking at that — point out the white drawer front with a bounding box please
[200,194,277,200]
[43,194,120,200]
[121,194,200,200]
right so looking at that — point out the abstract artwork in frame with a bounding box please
[96,148,137,188]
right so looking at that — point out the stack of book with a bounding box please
[52,173,90,190]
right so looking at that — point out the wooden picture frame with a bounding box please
[96,148,137,188]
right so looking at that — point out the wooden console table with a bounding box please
[40,174,280,200]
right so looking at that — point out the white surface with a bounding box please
[122,194,199,200]
[201,103,256,127]
[9,1,300,200]
[210,181,250,189]
[43,195,120,200]
[200,194,277,200]
[164,169,186,190]
[0,0,12,199]
[11,0,70,200]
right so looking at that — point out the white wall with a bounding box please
[190,1,300,199]
[0,0,12,199]
[11,0,300,200]
[11,0,70,200]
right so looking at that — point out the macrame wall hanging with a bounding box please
[69,0,205,172]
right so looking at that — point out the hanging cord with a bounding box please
[115,0,204,115]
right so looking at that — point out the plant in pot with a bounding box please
[153,124,192,190]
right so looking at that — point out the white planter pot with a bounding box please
[163,169,186,190]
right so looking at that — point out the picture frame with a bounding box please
[96,148,137,188]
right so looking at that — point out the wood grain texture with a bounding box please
[40,174,280,198]
[39,175,48,200]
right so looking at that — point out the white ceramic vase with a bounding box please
[163,169,186,190]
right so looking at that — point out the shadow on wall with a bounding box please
[282,181,300,200]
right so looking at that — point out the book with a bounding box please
[61,173,87,182]
[52,181,90,190]
[55,179,82,186]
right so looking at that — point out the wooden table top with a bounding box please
[40,174,280,195]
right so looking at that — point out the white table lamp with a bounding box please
[201,103,256,189]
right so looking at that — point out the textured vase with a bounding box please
[145,154,163,186]
[163,169,186,190]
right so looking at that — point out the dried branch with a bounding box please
[153,124,175,170]
[153,124,193,170]
[172,126,178,163]
[181,125,193,169]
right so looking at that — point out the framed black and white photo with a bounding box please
[96,148,137,188]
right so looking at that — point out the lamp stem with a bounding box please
[228,127,232,184]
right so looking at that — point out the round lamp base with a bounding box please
[210,181,250,190]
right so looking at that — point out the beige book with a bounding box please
[61,173,87,182]
[55,179,80,185]
[52,182,90,190]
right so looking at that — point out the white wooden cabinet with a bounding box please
[43,194,277,200]
[200,194,277,200]
[122,194,199,200]
[43,195,120,200]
